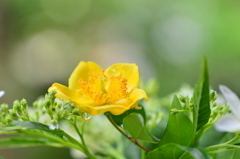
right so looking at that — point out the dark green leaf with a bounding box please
[123,113,160,143]
[158,96,194,147]
[147,143,209,159]
[193,56,210,132]
[108,104,146,126]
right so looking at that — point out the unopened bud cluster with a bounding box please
[208,90,230,123]
[0,91,81,128]
[171,94,193,115]
[0,99,29,126]
[38,91,81,127]
[0,104,12,126]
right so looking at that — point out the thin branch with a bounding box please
[105,113,150,153]
[72,117,96,159]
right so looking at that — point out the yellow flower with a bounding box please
[48,61,148,116]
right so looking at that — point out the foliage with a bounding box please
[1,57,240,159]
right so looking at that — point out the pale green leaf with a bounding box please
[108,104,146,126]
[123,113,160,143]
[158,96,194,147]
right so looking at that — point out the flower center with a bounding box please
[78,71,128,105]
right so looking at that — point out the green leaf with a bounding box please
[147,143,210,159]
[123,113,160,143]
[158,95,194,147]
[11,121,49,130]
[5,121,81,147]
[108,104,146,126]
[11,121,64,138]
[0,156,6,159]
[193,56,210,132]
[0,136,62,148]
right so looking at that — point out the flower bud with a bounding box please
[51,107,56,112]
[43,100,51,108]
[9,109,18,117]
[0,103,9,112]
[13,100,21,111]
[5,117,13,123]
[170,108,179,114]
[1,112,6,118]
[219,105,224,111]
[20,99,27,109]
[72,108,80,115]
[179,95,187,104]
[33,101,38,109]
[57,103,62,109]
[210,90,217,101]
[189,97,193,104]
[20,105,29,117]
[212,102,217,107]
[48,91,57,100]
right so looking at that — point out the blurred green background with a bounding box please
[1,0,240,158]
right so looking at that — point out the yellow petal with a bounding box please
[128,88,149,103]
[108,107,129,115]
[78,104,127,116]
[105,63,139,92]
[119,88,148,107]
[49,83,95,106]
[108,88,148,115]
[68,61,102,90]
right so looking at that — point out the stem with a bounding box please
[192,123,213,146]
[105,113,150,153]
[72,117,96,159]
[62,131,84,149]
[206,133,240,152]
[208,148,229,154]
[226,133,240,144]
[141,142,147,159]
[207,144,240,151]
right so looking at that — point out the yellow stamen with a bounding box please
[78,71,129,105]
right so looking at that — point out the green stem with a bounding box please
[72,117,96,159]
[141,142,147,159]
[226,133,240,144]
[105,113,150,153]
[206,133,240,153]
[207,144,240,151]
[208,148,230,154]
[192,123,213,146]
[62,130,84,149]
